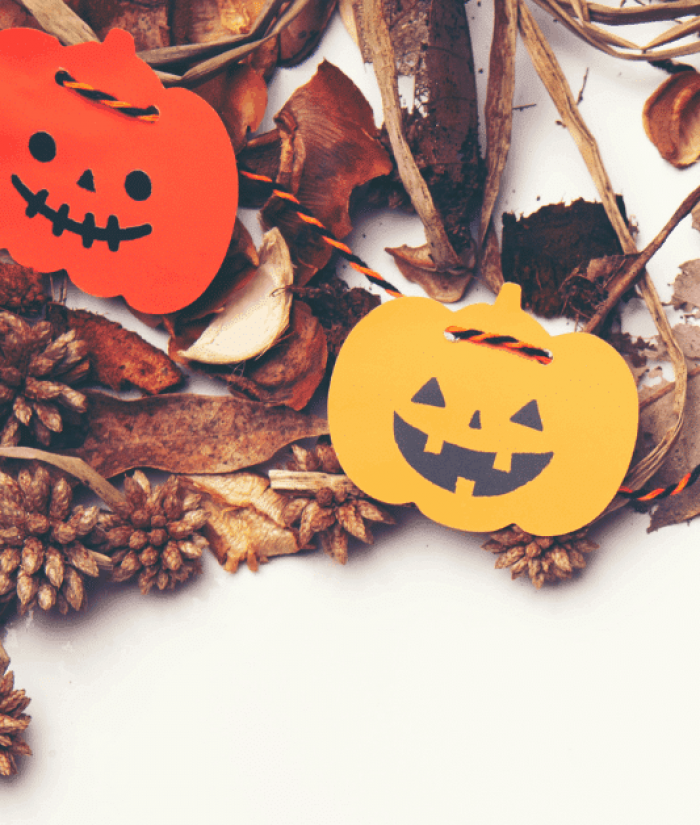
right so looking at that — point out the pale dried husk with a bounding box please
[643,71,700,167]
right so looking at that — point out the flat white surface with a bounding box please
[5,6,700,824]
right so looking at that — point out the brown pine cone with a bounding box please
[0,311,90,447]
[482,525,599,588]
[281,440,395,564]
[100,472,209,594]
[0,641,31,777]
[0,465,108,616]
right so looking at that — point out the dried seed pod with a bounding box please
[643,70,700,167]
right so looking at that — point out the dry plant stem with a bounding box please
[361,0,464,276]
[479,0,518,248]
[518,0,687,500]
[269,469,359,496]
[531,0,700,60]
[157,0,317,86]
[584,182,700,333]
[20,0,98,43]
[141,0,287,68]
[0,447,126,512]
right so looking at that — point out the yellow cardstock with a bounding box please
[328,284,639,536]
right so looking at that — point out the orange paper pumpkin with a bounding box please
[0,28,238,313]
[328,284,638,536]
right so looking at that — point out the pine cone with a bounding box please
[0,465,107,616]
[101,472,209,594]
[0,641,31,777]
[281,439,395,564]
[0,311,89,447]
[482,525,599,588]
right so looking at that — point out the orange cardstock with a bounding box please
[328,284,639,536]
[0,28,238,313]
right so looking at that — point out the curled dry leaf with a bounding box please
[643,69,700,168]
[240,60,392,284]
[193,63,267,152]
[172,0,267,42]
[70,391,328,477]
[636,369,700,531]
[227,301,327,410]
[179,228,294,365]
[278,0,338,66]
[386,243,474,303]
[78,0,171,50]
[184,473,300,573]
[47,303,182,395]
[671,259,700,314]
[0,255,46,315]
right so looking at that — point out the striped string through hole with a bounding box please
[55,69,160,122]
[444,327,554,365]
[618,463,700,502]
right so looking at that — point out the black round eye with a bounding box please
[28,131,56,163]
[124,170,151,201]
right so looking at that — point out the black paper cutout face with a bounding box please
[394,379,553,497]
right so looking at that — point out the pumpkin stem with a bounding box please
[493,282,523,313]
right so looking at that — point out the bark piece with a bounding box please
[47,304,182,395]
[184,473,300,572]
[227,301,327,410]
[70,391,329,477]
[179,228,293,365]
[501,197,627,319]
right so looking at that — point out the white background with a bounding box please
[4,4,700,824]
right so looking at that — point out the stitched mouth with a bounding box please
[394,412,553,497]
[12,174,152,252]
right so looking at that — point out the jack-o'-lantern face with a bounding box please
[0,28,238,313]
[328,284,639,536]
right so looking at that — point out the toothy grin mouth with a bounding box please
[11,174,152,252]
[394,412,553,497]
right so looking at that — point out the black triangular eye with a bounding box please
[411,378,445,408]
[469,410,481,429]
[510,399,543,431]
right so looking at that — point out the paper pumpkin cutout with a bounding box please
[328,284,639,536]
[0,28,238,313]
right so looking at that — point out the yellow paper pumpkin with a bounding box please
[328,284,638,536]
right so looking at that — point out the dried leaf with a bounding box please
[643,69,700,167]
[637,370,700,530]
[179,229,293,365]
[227,301,327,410]
[172,0,267,42]
[0,256,46,315]
[259,60,392,284]
[193,63,267,152]
[185,472,300,572]
[480,0,517,247]
[0,0,43,29]
[386,243,473,303]
[47,304,182,395]
[278,0,337,66]
[70,391,329,477]
[79,0,171,50]
[671,259,700,313]
[671,323,700,360]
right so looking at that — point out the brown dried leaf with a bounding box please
[386,243,473,303]
[227,301,327,410]
[70,391,329,477]
[0,0,44,29]
[172,0,267,42]
[193,63,267,153]
[279,0,337,66]
[643,69,700,168]
[179,228,293,365]
[185,472,300,572]
[47,304,182,395]
[480,0,517,247]
[671,323,700,360]
[637,369,700,530]
[79,0,171,50]
[0,257,46,315]
[260,60,392,284]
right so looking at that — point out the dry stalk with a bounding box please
[19,0,97,44]
[517,0,688,505]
